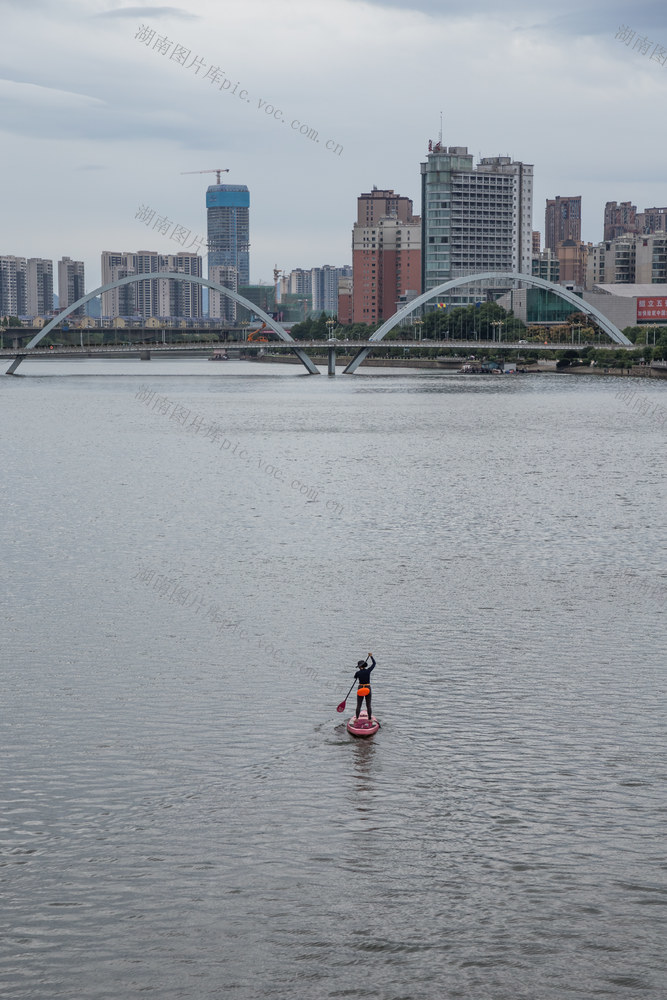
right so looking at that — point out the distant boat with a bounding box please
[458,362,502,374]
[209,351,229,361]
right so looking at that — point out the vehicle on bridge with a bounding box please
[247,322,271,342]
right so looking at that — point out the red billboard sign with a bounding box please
[637,297,667,320]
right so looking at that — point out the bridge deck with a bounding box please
[0,339,633,359]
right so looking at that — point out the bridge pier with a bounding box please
[328,343,336,376]
[289,346,320,375]
[343,346,372,375]
[6,355,25,375]
[140,350,151,361]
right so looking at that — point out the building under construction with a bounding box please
[206,183,250,286]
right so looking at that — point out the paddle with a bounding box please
[336,680,356,714]
[336,655,370,713]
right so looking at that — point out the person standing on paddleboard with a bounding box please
[354,654,376,721]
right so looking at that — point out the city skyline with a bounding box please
[7,175,667,308]
[2,1,667,292]
[8,175,667,322]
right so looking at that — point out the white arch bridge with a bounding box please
[4,270,631,376]
[7,272,319,375]
[342,272,631,374]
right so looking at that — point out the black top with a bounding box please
[354,656,376,686]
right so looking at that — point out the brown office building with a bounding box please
[352,187,421,325]
[556,239,588,286]
[545,196,582,251]
[603,202,667,241]
[337,276,353,324]
[637,206,667,234]
[604,201,638,241]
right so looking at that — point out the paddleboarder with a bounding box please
[354,653,376,722]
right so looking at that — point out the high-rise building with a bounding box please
[236,283,275,323]
[637,206,667,235]
[27,258,54,317]
[603,203,667,241]
[311,265,352,315]
[208,265,238,324]
[276,266,353,315]
[58,257,85,316]
[532,231,541,255]
[206,184,249,286]
[585,237,636,287]
[100,251,202,318]
[357,187,417,227]
[101,252,138,317]
[169,253,203,317]
[286,269,313,296]
[277,269,313,318]
[337,276,353,324]
[603,201,637,241]
[555,239,588,286]
[420,143,533,304]
[585,232,667,288]
[532,248,559,284]
[276,267,313,304]
[352,188,421,324]
[635,233,667,282]
[544,196,581,251]
[0,255,27,316]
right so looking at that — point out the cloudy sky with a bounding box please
[2,0,667,289]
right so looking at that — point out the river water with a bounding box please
[1,360,666,999]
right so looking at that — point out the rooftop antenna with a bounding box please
[439,111,443,145]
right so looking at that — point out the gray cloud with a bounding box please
[353,0,667,36]
[3,0,667,286]
[0,75,242,152]
[94,6,199,19]
[0,101,214,147]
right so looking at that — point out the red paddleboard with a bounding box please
[347,711,379,737]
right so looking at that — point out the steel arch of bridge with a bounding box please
[343,271,632,373]
[23,272,320,374]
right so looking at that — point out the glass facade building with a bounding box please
[526,288,580,323]
[206,185,250,286]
